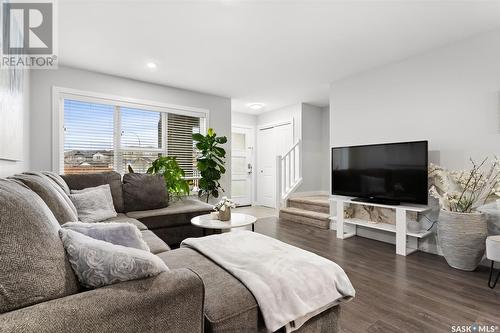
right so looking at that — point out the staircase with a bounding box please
[279,195,331,229]
[276,140,303,208]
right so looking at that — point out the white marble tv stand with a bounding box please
[330,196,432,256]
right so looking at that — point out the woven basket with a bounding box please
[437,210,487,271]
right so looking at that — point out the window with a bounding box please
[167,113,201,178]
[120,107,163,173]
[60,92,207,177]
[64,100,115,174]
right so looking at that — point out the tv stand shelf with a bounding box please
[329,196,432,256]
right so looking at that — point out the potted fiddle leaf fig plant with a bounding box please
[146,156,190,200]
[193,128,227,203]
[429,158,500,271]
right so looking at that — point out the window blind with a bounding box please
[167,113,201,178]
[120,107,163,173]
[121,107,163,150]
[63,99,115,174]
[62,97,206,177]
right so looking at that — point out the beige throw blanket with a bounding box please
[181,231,355,332]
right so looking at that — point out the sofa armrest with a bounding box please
[0,269,204,333]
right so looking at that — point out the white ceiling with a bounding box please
[58,0,500,115]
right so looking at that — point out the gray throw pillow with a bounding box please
[62,222,150,251]
[71,184,116,213]
[122,173,168,212]
[61,172,125,213]
[59,228,168,289]
[70,188,117,223]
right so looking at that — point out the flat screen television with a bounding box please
[331,141,428,205]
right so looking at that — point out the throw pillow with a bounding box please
[71,184,116,213]
[122,173,168,212]
[70,188,117,223]
[61,171,125,213]
[62,222,150,251]
[0,179,79,313]
[59,228,168,289]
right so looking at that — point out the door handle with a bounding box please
[247,163,253,175]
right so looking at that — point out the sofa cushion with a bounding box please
[62,222,150,251]
[11,173,78,224]
[103,213,148,231]
[150,225,204,247]
[122,173,168,212]
[24,171,78,218]
[61,171,125,213]
[158,248,260,332]
[42,171,71,195]
[0,179,79,314]
[141,230,171,254]
[126,198,213,229]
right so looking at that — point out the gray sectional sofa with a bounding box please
[61,171,214,247]
[0,171,341,333]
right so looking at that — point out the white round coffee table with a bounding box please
[191,213,257,236]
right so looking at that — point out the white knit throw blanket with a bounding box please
[181,231,355,332]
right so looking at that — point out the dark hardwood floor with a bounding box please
[254,216,500,333]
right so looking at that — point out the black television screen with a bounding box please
[331,141,428,205]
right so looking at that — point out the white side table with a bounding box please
[191,213,257,236]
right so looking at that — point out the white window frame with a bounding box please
[52,86,209,174]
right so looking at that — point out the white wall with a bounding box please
[0,72,30,177]
[320,106,330,191]
[232,112,257,127]
[254,103,330,197]
[299,103,330,192]
[257,103,302,141]
[30,66,232,194]
[330,28,500,170]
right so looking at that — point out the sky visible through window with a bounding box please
[64,99,161,151]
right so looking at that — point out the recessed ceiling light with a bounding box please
[146,62,157,69]
[247,103,265,111]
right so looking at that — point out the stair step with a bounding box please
[279,207,330,229]
[287,196,330,214]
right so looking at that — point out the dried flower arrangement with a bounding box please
[429,158,500,213]
[213,197,236,212]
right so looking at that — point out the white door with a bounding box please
[231,126,254,206]
[257,123,294,208]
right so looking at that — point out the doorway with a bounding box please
[257,122,294,208]
[231,126,255,206]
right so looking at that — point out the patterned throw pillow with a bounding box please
[62,222,150,251]
[69,187,117,223]
[59,229,168,289]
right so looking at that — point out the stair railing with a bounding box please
[276,139,303,208]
